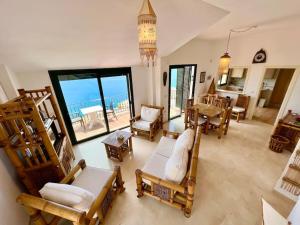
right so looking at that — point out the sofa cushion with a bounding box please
[39,182,95,212]
[155,136,177,158]
[142,153,168,180]
[141,106,160,122]
[233,106,245,113]
[132,120,151,131]
[176,128,195,151]
[72,166,113,197]
[164,142,189,183]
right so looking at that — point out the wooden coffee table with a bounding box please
[101,130,133,162]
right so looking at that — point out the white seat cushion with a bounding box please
[198,117,207,125]
[210,117,221,126]
[72,166,113,197]
[164,141,189,184]
[132,120,151,131]
[155,136,176,158]
[142,153,168,180]
[141,106,160,122]
[232,106,245,113]
[39,182,95,212]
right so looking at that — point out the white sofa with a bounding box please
[135,126,202,217]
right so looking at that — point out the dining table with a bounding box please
[80,105,103,129]
[192,103,222,134]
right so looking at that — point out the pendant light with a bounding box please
[138,0,157,66]
[218,26,257,75]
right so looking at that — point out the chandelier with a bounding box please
[138,0,157,66]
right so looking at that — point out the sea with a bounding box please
[59,76,129,115]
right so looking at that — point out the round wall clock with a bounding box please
[252,49,267,63]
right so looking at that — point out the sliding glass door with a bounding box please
[168,65,197,120]
[49,68,134,144]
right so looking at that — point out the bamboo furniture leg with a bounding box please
[115,166,125,193]
[135,169,143,197]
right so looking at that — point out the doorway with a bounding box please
[168,64,197,120]
[253,68,295,125]
[49,68,135,144]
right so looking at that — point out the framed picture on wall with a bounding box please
[200,71,206,83]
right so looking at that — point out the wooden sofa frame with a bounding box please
[130,104,164,141]
[135,125,201,217]
[17,159,125,225]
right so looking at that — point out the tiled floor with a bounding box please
[72,117,295,225]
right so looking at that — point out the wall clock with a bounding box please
[253,49,267,63]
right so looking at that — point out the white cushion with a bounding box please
[142,153,168,180]
[198,117,207,125]
[141,106,160,122]
[155,136,177,158]
[72,166,113,197]
[132,120,151,131]
[232,106,245,113]
[210,117,221,126]
[164,141,189,183]
[39,182,95,212]
[176,128,195,151]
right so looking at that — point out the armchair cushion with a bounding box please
[39,182,95,212]
[232,106,245,113]
[165,141,189,183]
[72,166,113,196]
[141,106,160,122]
[132,120,151,131]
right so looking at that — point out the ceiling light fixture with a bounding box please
[138,0,157,67]
[219,26,257,74]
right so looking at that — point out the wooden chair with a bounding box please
[186,98,194,108]
[232,94,250,122]
[71,112,86,129]
[130,104,164,141]
[17,159,125,225]
[185,107,207,131]
[135,125,202,217]
[209,107,231,139]
[202,94,218,105]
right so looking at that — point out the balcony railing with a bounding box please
[66,94,130,120]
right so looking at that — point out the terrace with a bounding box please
[67,96,131,141]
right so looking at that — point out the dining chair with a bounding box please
[70,112,85,129]
[186,98,194,108]
[232,94,250,122]
[209,107,231,139]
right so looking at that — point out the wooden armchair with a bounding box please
[135,125,202,217]
[17,160,125,225]
[232,94,250,122]
[130,104,164,141]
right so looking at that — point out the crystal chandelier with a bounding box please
[138,0,157,66]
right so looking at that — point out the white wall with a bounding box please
[0,153,28,225]
[0,65,20,99]
[161,25,300,120]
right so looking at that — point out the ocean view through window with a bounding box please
[49,68,134,144]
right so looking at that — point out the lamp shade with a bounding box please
[138,0,157,66]
[219,52,231,74]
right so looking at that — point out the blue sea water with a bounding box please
[59,76,129,115]
[171,69,177,88]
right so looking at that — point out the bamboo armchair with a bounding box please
[135,125,201,217]
[232,94,250,122]
[17,159,125,225]
[130,104,164,141]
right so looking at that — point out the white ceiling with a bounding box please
[1,0,300,73]
[199,0,300,39]
[0,0,227,72]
